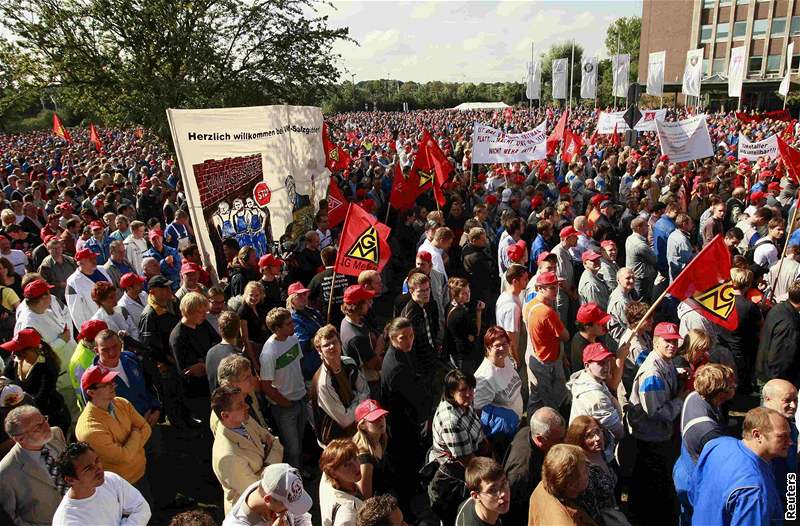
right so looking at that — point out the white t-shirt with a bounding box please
[52,471,151,526]
[753,238,778,268]
[2,249,28,275]
[495,292,521,334]
[106,361,130,386]
[259,335,306,402]
[473,357,524,417]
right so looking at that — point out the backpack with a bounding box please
[744,238,773,268]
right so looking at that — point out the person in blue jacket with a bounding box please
[89,329,161,425]
[143,228,181,290]
[690,406,790,526]
[762,378,799,509]
[652,202,678,278]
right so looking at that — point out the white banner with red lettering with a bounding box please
[633,109,668,132]
[472,121,548,163]
[596,109,667,134]
[167,105,329,278]
[738,133,779,161]
[655,114,714,163]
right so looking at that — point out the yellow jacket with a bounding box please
[75,397,151,483]
[211,414,283,513]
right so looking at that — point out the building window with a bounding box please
[733,21,747,38]
[736,0,749,4]
[716,22,730,39]
[767,54,781,71]
[749,56,763,72]
[712,58,727,73]
[792,16,800,35]
[752,19,768,37]
[772,17,787,35]
[792,55,800,71]
[703,0,716,6]
[702,58,710,74]
[701,24,713,42]
[719,0,731,5]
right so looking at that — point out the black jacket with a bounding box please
[461,243,497,307]
[756,301,800,384]
[503,426,546,526]
[138,300,181,365]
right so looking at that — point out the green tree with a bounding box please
[0,0,351,136]
[601,16,641,106]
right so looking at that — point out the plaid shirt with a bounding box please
[431,400,484,459]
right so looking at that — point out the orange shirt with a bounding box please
[525,297,565,363]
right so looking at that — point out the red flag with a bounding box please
[561,130,584,163]
[781,120,797,141]
[611,122,621,147]
[410,130,450,207]
[334,203,392,277]
[778,136,800,185]
[52,114,72,144]
[88,123,104,154]
[589,128,599,145]
[389,161,419,211]
[666,235,738,330]
[322,123,352,172]
[326,177,349,228]
[546,110,569,157]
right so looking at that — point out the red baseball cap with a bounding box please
[654,322,680,340]
[355,399,389,423]
[258,254,284,268]
[768,182,781,191]
[417,251,432,263]
[535,271,559,286]
[582,342,614,363]
[180,262,201,276]
[0,328,41,353]
[576,303,612,325]
[78,319,109,342]
[536,251,553,264]
[81,365,119,392]
[600,240,616,249]
[581,250,602,262]
[23,279,54,299]
[58,203,73,212]
[148,228,164,241]
[485,194,498,206]
[560,226,578,239]
[750,191,766,202]
[507,244,525,262]
[119,272,145,289]
[75,248,97,262]
[287,282,310,296]
[89,220,105,230]
[344,284,375,304]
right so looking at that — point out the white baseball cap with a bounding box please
[260,463,312,516]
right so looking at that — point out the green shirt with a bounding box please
[68,341,95,410]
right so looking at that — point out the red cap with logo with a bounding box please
[560,226,578,239]
[287,282,310,296]
[119,272,146,289]
[0,328,41,353]
[81,365,119,392]
[344,284,375,304]
[89,220,105,230]
[258,254,284,268]
[581,250,602,262]
[355,399,389,422]
[576,303,612,325]
[180,262,201,275]
[23,279,54,299]
[75,248,97,262]
[654,322,680,340]
[78,319,109,342]
[535,271,559,286]
[507,244,525,262]
[582,343,614,363]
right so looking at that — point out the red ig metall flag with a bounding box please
[53,113,72,143]
[334,203,392,277]
[326,176,349,228]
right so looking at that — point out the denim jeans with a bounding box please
[271,399,306,469]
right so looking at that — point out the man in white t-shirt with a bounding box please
[495,264,529,366]
[0,234,28,275]
[753,217,785,269]
[52,441,151,526]
[259,307,307,471]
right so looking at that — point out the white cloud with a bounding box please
[410,2,438,19]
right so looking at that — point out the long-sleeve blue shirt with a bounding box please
[653,215,676,276]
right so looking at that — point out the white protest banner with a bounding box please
[728,46,746,97]
[526,60,541,100]
[682,48,704,97]
[167,105,329,277]
[647,51,665,97]
[779,42,794,97]
[612,54,630,98]
[581,57,598,99]
[738,134,779,161]
[596,111,629,134]
[655,114,714,162]
[472,121,548,163]
[633,109,668,132]
[552,58,568,100]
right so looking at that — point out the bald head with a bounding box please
[529,407,565,452]
[573,216,588,231]
[763,379,798,420]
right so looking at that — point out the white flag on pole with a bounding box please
[682,48,704,97]
[655,114,714,163]
[612,54,630,98]
[526,61,541,100]
[647,51,665,97]
[779,42,794,97]
[552,58,568,100]
[580,57,598,99]
[728,46,747,97]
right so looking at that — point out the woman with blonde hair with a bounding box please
[528,443,597,526]
[234,281,269,366]
[319,439,365,526]
[675,328,712,392]
[352,398,391,499]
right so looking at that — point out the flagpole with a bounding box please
[569,41,575,111]
[614,31,620,110]
[326,271,337,323]
[769,195,799,303]
[529,42,534,116]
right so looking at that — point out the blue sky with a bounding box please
[316,0,643,83]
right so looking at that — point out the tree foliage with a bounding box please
[0,0,351,136]
[605,16,641,87]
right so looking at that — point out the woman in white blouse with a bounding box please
[89,280,139,340]
[473,326,523,419]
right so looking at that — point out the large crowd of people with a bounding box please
[0,105,798,525]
